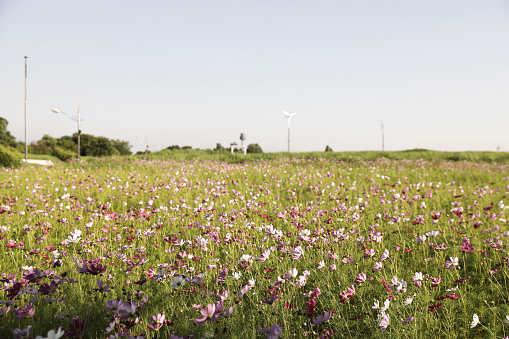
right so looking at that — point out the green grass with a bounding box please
[130,148,509,164]
[0,157,508,338]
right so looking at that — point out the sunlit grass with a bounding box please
[0,158,508,338]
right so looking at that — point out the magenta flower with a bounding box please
[354,273,367,285]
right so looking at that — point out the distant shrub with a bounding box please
[0,145,21,168]
[52,147,76,161]
[247,143,263,154]
[325,145,333,152]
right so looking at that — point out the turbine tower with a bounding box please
[283,110,296,152]
[379,120,385,152]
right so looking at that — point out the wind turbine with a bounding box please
[283,111,296,152]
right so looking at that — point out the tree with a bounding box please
[325,145,333,152]
[0,117,16,147]
[214,143,225,151]
[247,143,263,154]
[111,139,132,155]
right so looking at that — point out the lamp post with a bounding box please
[24,56,28,167]
[51,108,82,163]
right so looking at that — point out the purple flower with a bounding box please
[13,325,32,339]
[67,316,87,338]
[257,324,282,339]
[94,279,112,293]
[14,303,35,319]
[87,263,107,275]
[104,298,123,312]
[261,294,279,305]
[402,316,414,323]
[0,306,11,316]
[39,281,58,295]
[312,311,332,325]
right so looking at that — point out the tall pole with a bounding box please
[24,56,28,166]
[77,107,81,164]
[380,120,385,152]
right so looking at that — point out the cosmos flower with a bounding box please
[257,324,282,339]
[312,311,332,325]
[291,246,304,260]
[170,275,186,288]
[471,313,479,328]
[34,327,65,339]
[378,313,390,331]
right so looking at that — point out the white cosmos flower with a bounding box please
[35,327,65,339]
[446,286,458,292]
[402,293,416,306]
[504,315,509,324]
[471,313,479,328]
[170,275,186,288]
[380,299,390,313]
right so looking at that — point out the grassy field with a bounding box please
[1,155,509,338]
[129,149,509,164]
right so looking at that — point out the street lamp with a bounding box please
[51,108,82,163]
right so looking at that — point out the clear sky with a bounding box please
[1,1,509,153]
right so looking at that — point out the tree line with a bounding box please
[0,116,132,162]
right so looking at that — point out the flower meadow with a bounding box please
[1,158,509,338]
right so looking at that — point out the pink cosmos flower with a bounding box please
[148,313,165,331]
[373,261,383,272]
[378,313,390,331]
[354,273,367,285]
[291,246,304,260]
[380,249,390,261]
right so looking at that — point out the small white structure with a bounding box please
[230,145,247,155]
[22,159,55,166]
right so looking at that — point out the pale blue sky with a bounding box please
[1,1,509,153]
